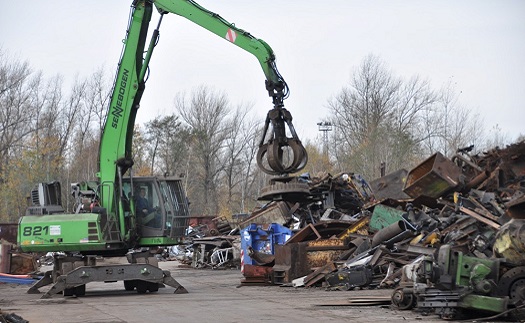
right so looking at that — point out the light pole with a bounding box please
[317,121,332,157]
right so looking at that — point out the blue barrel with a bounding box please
[240,223,292,266]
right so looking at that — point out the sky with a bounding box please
[2,0,524,144]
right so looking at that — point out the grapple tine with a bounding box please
[256,107,308,176]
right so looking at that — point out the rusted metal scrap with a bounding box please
[383,142,525,320]
[403,152,462,199]
[191,236,240,269]
[299,141,525,293]
[0,223,18,245]
[233,140,525,303]
[272,221,358,284]
[239,201,291,228]
[238,172,376,285]
[369,169,410,201]
[256,172,374,227]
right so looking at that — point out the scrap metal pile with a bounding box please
[239,140,525,320]
[165,217,242,270]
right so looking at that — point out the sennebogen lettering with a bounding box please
[111,69,129,128]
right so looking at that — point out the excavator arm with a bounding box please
[154,0,283,96]
[151,0,308,174]
[99,0,307,243]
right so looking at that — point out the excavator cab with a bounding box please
[123,176,190,245]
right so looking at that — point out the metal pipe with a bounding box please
[371,221,407,248]
[466,170,490,190]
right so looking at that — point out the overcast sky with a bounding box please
[2,1,524,143]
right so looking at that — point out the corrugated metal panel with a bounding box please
[0,244,12,274]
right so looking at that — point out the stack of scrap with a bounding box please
[249,171,375,230]
[235,171,377,283]
[1,223,39,276]
[190,235,240,269]
[161,215,241,269]
[322,143,524,296]
[247,140,525,309]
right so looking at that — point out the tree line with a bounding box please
[323,55,518,180]
[0,49,518,222]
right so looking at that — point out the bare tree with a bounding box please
[88,67,112,135]
[332,55,400,148]
[386,76,439,168]
[175,86,231,215]
[237,122,265,213]
[131,126,150,176]
[220,104,261,214]
[0,50,34,177]
[70,67,112,181]
[328,55,440,179]
[143,114,189,176]
[302,139,333,177]
[0,49,76,219]
[329,55,401,178]
[485,124,511,150]
[420,81,484,157]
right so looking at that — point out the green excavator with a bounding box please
[18,0,307,298]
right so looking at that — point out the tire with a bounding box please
[74,284,86,296]
[496,266,525,305]
[136,280,148,294]
[124,280,136,291]
[148,282,159,293]
[391,288,416,310]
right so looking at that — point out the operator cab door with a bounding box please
[123,178,164,238]
[158,179,190,239]
[122,177,189,239]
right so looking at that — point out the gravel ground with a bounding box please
[0,260,518,323]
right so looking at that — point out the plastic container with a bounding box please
[240,223,292,266]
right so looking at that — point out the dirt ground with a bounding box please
[0,260,517,323]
